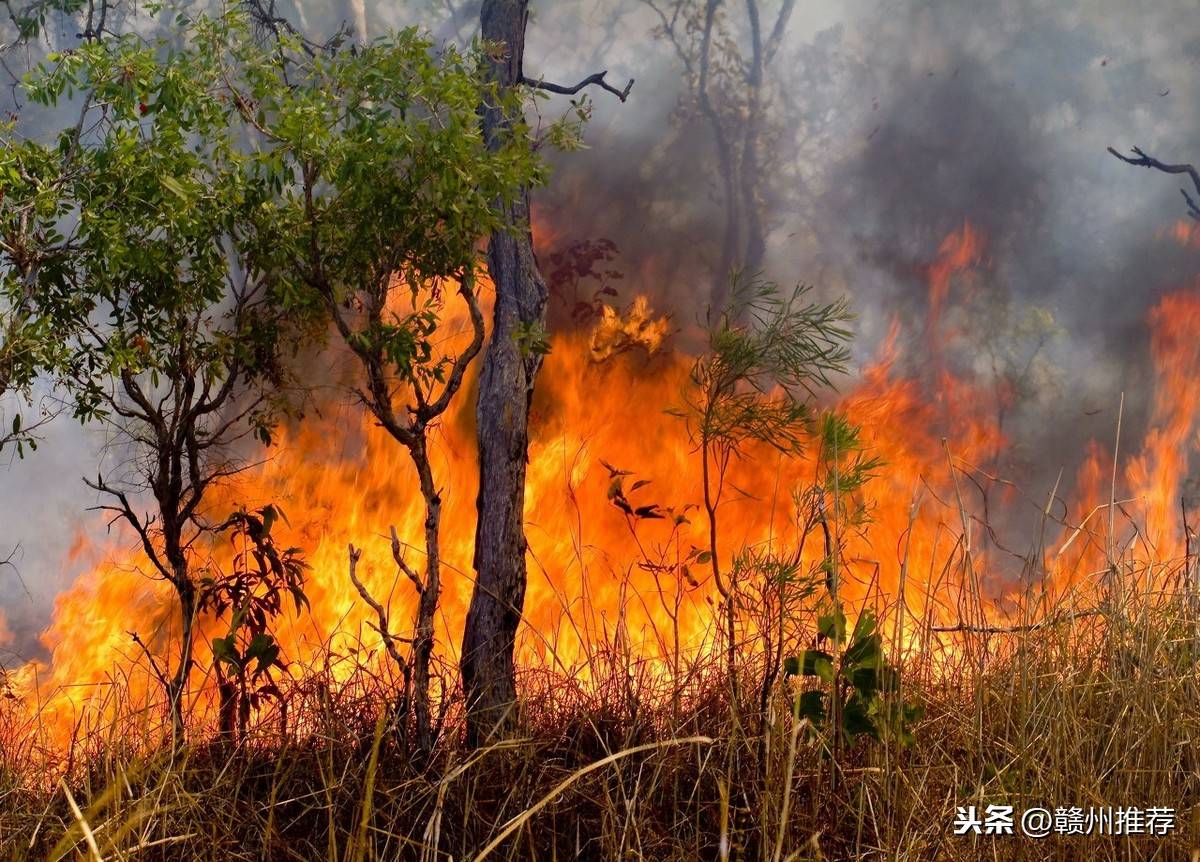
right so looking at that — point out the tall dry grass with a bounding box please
[4,491,1200,861]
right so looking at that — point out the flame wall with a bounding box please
[8,220,1200,752]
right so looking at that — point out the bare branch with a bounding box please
[84,474,172,582]
[931,608,1103,635]
[1108,145,1200,220]
[0,544,31,602]
[128,630,171,694]
[762,0,796,65]
[424,274,486,420]
[390,525,424,595]
[347,544,410,670]
[520,70,634,103]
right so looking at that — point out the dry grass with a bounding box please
[4,509,1200,860]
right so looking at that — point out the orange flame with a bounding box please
[11,218,1200,753]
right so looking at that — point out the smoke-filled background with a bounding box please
[2,0,1198,661]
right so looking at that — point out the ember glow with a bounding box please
[8,219,1200,752]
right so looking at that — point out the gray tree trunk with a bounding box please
[345,0,367,45]
[461,0,547,748]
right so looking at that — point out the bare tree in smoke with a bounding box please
[644,0,796,298]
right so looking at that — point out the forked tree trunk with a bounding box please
[461,0,547,748]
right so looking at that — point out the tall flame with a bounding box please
[9,218,1200,753]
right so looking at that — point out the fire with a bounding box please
[1125,290,1200,550]
[926,219,985,329]
[588,295,672,361]
[10,218,1200,753]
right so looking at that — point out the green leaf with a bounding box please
[797,690,826,726]
[787,649,835,682]
[817,607,846,643]
[159,175,189,199]
[851,609,877,642]
[261,504,277,536]
[843,631,881,669]
[849,665,881,695]
[842,693,879,742]
[212,635,240,666]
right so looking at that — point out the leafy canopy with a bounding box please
[6,13,295,433]
[239,12,547,387]
[2,7,548,441]
[682,275,854,459]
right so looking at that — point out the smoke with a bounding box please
[4,0,1200,656]
[512,0,1200,569]
[808,0,1200,502]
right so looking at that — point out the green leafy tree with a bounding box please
[0,96,91,458]
[786,608,921,757]
[200,505,308,743]
[7,18,308,743]
[229,13,549,755]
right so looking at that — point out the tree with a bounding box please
[644,0,797,299]
[249,21,543,756]
[0,2,106,459]
[10,19,303,743]
[0,160,66,458]
[461,0,631,747]
[200,505,308,743]
[675,275,851,719]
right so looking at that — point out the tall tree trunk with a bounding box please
[461,0,547,748]
[740,0,768,277]
[345,0,367,45]
[697,0,739,304]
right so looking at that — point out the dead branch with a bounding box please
[128,631,171,694]
[347,544,409,669]
[390,526,424,595]
[520,71,634,102]
[84,474,172,583]
[1108,146,1200,220]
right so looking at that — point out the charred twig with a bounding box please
[520,70,634,102]
[931,608,1103,635]
[1108,146,1200,220]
